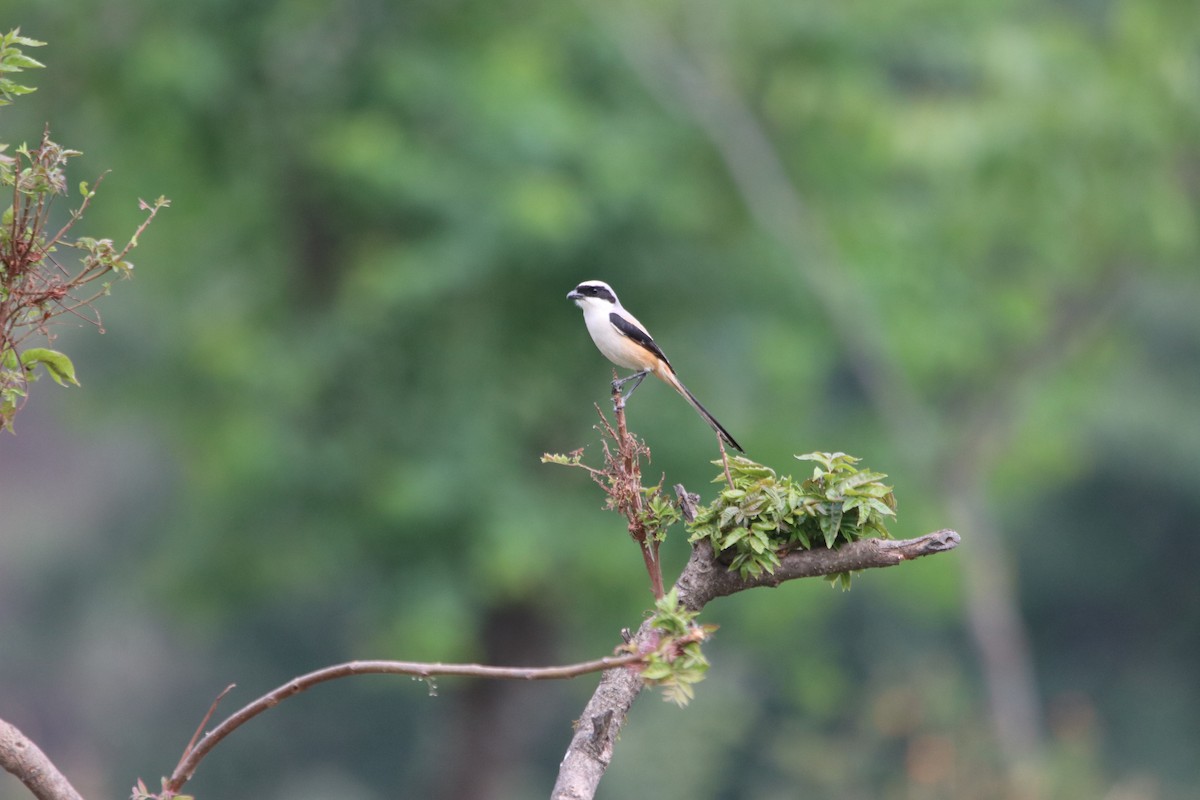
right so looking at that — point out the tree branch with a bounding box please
[0,718,85,800]
[548,659,646,800]
[551,528,959,799]
[675,529,961,610]
[164,653,644,796]
[2,653,648,800]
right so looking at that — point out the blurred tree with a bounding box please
[2,0,1198,798]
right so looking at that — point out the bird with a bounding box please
[567,280,743,452]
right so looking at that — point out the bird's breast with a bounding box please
[583,312,646,371]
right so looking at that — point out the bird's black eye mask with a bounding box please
[575,284,616,304]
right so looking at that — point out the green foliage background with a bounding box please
[2,1,1198,798]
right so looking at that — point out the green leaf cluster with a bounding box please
[0,342,79,431]
[639,589,713,707]
[638,484,682,544]
[687,453,896,580]
[0,29,44,108]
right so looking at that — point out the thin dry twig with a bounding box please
[163,653,645,796]
[171,684,236,780]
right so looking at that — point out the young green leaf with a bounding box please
[688,452,896,584]
[20,347,80,386]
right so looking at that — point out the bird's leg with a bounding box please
[612,369,650,403]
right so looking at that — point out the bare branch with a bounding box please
[171,684,236,780]
[0,717,85,800]
[164,653,643,796]
[676,530,959,610]
[550,660,646,800]
[42,171,106,255]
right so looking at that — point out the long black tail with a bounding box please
[659,368,744,453]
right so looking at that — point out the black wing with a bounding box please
[610,312,672,369]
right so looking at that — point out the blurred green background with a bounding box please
[2,0,1198,798]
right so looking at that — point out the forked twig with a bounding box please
[171,684,236,779]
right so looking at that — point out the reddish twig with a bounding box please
[609,375,664,599]
[1,129,168,430]
[171,683,236,779]
[163,652,644,796]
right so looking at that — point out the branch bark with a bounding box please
[551,528,959,799]
[0,718,85,800]
[676,529,960,610]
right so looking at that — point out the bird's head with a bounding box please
[567,280,619,310]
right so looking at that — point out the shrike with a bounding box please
[567,280,743,452]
